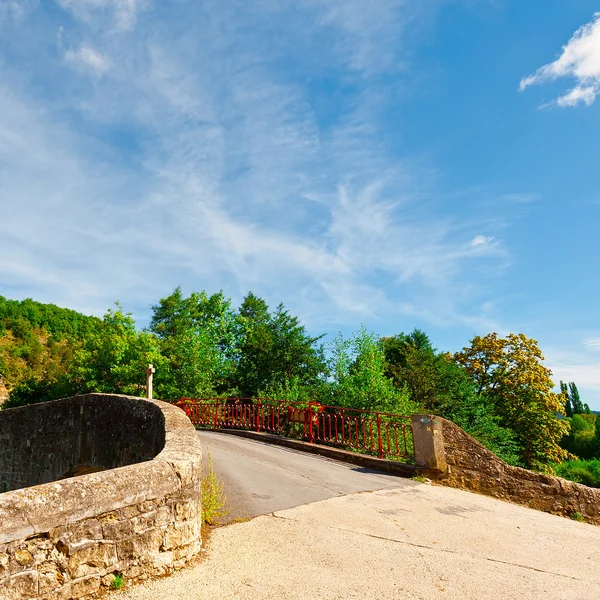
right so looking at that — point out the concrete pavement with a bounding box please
[121,481,600,599]
[115,431,600,599]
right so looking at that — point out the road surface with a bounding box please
[196,429,407,522]
[121,432,600,599]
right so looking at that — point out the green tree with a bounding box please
[233,293,327,398]
[383,329,522,465]
[150,288,237,397]
[560,381,574,418]
[455,332,569,469]
[562,413,597,459]
[0,295,99,403]
[69,304,162,396]
[327,327,417,415]
[569,381,585,414]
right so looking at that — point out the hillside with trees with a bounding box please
[1,289,598,482]
[0,296,101,403]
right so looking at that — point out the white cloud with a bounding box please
[520,13,600,107]
[471,235,493,247]
[0,0,511,333]
[584,338,600,351]
[549,363,600,394]
[64,45,109,77]
[543,343,600,409]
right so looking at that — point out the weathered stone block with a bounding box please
[65,519,103,544]
[68,541,117,579]
[116,528,163,561]
[14,549,33,567]
[6,570,38,599]
[0,552,10,578]
[149,550,173,575]
[172,500,199,522]
[101,518,134,540]
[163,520,200,551]
[38,562,65,594]
[70,574,101,598]
[39,582,71,600]
[154,505,174,528]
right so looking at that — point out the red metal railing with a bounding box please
[172,398,414,462]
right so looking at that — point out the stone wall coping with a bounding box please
[0,395,202,545]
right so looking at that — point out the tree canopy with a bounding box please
[454,332,569,469]
[3,292,594,478]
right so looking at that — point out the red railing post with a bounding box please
[377,413,384,459]
[308,408,314,444]
[255,399,261,432]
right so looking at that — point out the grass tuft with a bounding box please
[202,444,228,525]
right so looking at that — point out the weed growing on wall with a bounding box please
[202,444,227,525]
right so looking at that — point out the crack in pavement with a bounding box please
[267,513,587,583]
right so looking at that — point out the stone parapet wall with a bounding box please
[0,395,203,599]
[0,395,166,494]
[411,414,600,524]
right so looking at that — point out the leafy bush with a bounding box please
[2,377,72,409]
[555,459,600,488]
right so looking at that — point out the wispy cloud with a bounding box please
[520,12,600,107]
[584,338,600,351]
[0,0,37,22]
[0,0,514,333]
[57,0,143,31]
[64,45,109,77]
[471,235,494,247]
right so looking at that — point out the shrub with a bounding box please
[555,459,600,488]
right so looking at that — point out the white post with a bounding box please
[146,364,156,399]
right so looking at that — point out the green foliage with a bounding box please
[455,333,569,469]
[5,292,597,482]
[383,330,523,466]
[0,296,98,398]
[201,445,227,525]
[561,414,598,459]
[555,459,600,488]
[258,375,328,404]
[560,381,574,418]
[232,293,327,398]
[2,377,73,409]
[110,573,125,589]
[150,288,237,398]
[0,296,100,339]
[327,326,418,415]
[561,380,588,416]
[570,511,585,522]
[68,304,162,396]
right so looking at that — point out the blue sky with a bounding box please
[1,1,600,406]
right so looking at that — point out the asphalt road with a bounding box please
[196,429,409,523]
